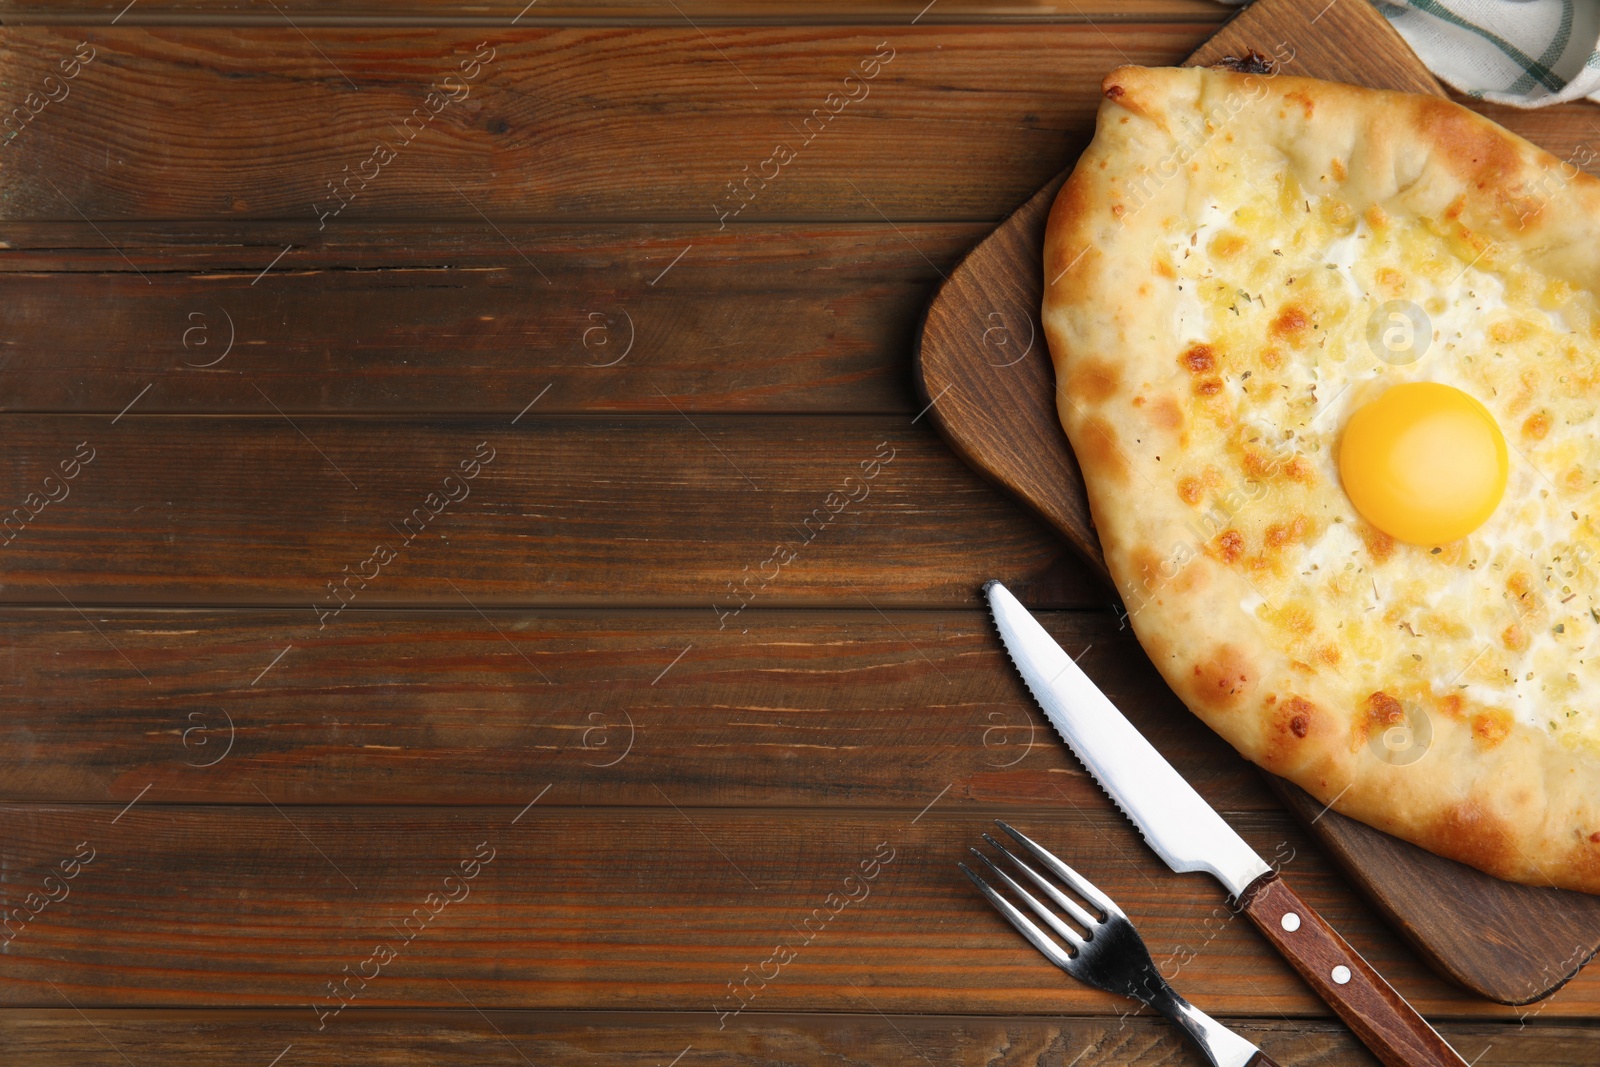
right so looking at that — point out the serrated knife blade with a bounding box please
[983,580,1468,1067]
[985,579,1270,896]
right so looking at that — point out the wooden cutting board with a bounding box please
[915,0,1600,1005]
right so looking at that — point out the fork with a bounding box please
[962,820,1278,1067]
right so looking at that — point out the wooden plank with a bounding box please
[0,607,1279,811]
[0,219,984,268]
[0,1,1228,23]
[0,417,1098,608]
[0,222,979,415]
[10,1009,1595,1067]
[4,804,1591,1017]
[1,28,1593,227]
[0,25,1218,222]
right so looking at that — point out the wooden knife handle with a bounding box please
[1238,873,1467,1067]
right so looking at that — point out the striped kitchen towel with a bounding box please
[1219,1,1600,108]
[1377,0,1600,107]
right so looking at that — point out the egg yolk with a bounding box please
[1337,382,1507,546]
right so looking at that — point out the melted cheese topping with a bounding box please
[1163,156,1600,753]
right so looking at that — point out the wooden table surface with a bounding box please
[3,2,1598,1063]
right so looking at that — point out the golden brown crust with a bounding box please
[1043,66,1600,894]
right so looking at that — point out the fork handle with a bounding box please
[1238,873,1468,1067]
[1146,983,1277,1067]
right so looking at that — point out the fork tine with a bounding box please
[995,820,1124,920]
[959,862,1076,971]
[968,847,1087,953]
[981,833,1100,930]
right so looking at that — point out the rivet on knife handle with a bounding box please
[1238,873,1468,1067]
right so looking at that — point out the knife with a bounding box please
[985,580,1469,1067]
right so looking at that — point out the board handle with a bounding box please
[1239,873,1468,1067]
